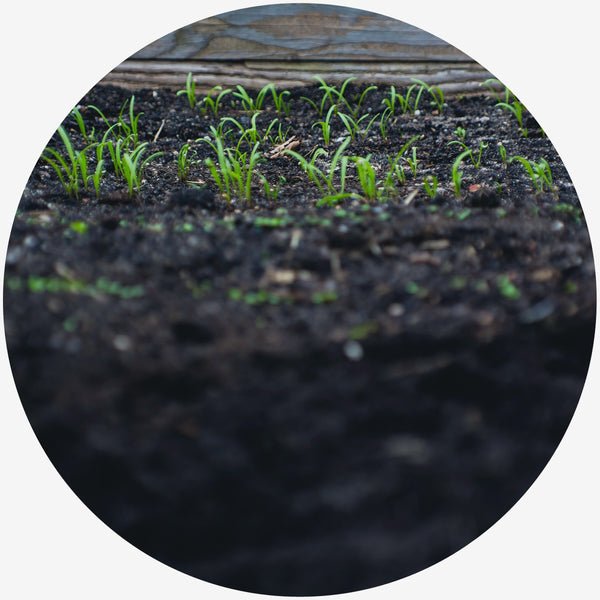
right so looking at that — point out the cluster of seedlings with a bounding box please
[40,75,558,207]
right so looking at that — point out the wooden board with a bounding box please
[130,5,471,62]
[99,4,494,93]
[102,59,493,94]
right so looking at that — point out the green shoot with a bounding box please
[270,87,291,116]
[379,107,393,141]
[451,150,472,198]
[337,111,380,140]
[411,78,444,113]
[176,72,198,109]
[70,107,96,143]
[233,84,272,114]
[351,155,382,202]
[259,174,286,202]
[383,135,422,191]
[120,143,163,199]
[481,78,514,105]
[311,105,335,145]
[423,175,438,199]
[453,126,466,140]
[496,99,527,137]
[406,147,418,177]
[447,139,488,168]
[508,155,555,194]
[177,143,196,182]
[284,137,353,205]
[201,85,232,117]
[41,125,95,198]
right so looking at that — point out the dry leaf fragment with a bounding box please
[267,136,302,159]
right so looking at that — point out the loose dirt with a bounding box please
[4,82,595,595]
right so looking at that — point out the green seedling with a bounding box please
[41,125,99,199]
[233,84,272,114]
[382,135,422,191]
[453,126,466,140]
[481,78,515,105]
[177,72,198,109]
[496,99,527,137]
[70,106,96,143]
[406,147,418,177]
[337,111,380,140]
[351,155,383,202]
[88,95,144,148]
[202,133,264,204]
[379,107,393,141]
[221,113,279,148]
[284,137,353,205]
[411,78,444,113]
[451,150,472,198]
[447,139,488,168]
[118,142,163,198]
[270,87,291,116]
[498,142,507,165]
[269,122,292,145]
[496,274,521,300]
[259,174,286,202]
[508,155,555,194]
[423,174,438,199]
[311,104,336,145]
[349,85,378,119]
[381,83,418,115]
[201,85,232,117]
[177,143,196,182]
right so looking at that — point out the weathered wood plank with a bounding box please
[131,4,470,62]
[101,59,493,94]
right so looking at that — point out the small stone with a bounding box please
[343,340,364,361]
[113,334,133,352]
[387,303,405,317]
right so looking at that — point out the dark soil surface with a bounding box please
[4,82,595,596]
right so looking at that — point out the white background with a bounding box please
[1,1,598,598]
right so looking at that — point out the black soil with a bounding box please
[4,82,596,596]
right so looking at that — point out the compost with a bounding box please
[4,82,595,595]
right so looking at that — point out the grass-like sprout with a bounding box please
[447,139,489,168]
[176,143,196,182]
[201,85,232,117]
[176,72,198,109]
[41,126,97,198]
[337,111,380,140]
[453,126,466,141]
[381,84,418,115]
[311,105,335,145]
[411,78,444,113]
[221,113,279,148]
[406,147,418,177]
[379,107,393,141]
[119,143,163,199]
[351,155,382,202]
[481,78,515,105]
[233,84,272,114]
[508,155,555,194]
[270,87,291,116]
[451,150,472,198]
[259,174,286,202]
[284,137,353,205]
[70,107,96,143]
[383,135,422,190]
[423,175,438,199]
[496,99,528,137]
[89,95,143,148]
[201,133,264,204]
[268,122,292,145]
